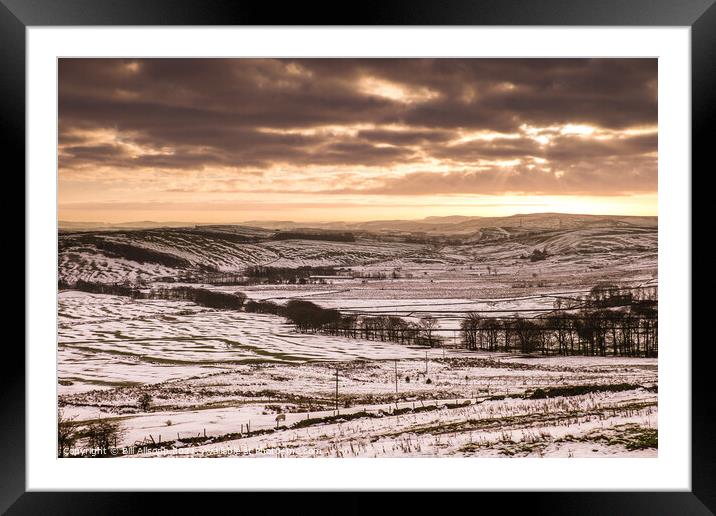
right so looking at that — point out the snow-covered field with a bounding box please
[60,350,657,458]
[58,292,658,458]
[143,390,657,458]
[59,292,470,393]
[57,219,658,458]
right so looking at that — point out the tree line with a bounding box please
[261,299,444,347]
[460,310,657,357]
[244,265,340,284]
[60,280,247,310]
[461,284,657,357]
[272,285,657,357]
[170,265,342,286]
[278,300,656,357]
[270,231,355,242]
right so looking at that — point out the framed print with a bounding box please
[7,0,713,513]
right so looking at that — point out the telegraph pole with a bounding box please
[335,367,339,414]
[394,359,398,407]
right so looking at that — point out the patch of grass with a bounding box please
[559,424,657,451]
[394,400,656,438]
[622,428,657,450]
[459,435,548,457]
[291,410,374,429]
[527,383,642,399]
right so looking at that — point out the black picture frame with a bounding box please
[5,0,712,513]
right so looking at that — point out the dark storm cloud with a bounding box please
[58,58,657,195]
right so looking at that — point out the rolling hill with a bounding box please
[58,214,657,284]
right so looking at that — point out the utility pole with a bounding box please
[425,351,428,375]
[394,359,399,408]
[335,367,339,414]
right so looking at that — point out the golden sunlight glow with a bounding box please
[257,124,374,138]
[561,124,596,136]
[451,130,521,145]
[58,193,658,224]
[358,77,439,104]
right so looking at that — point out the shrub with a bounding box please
[138,393,152,412]
[58,409,80,458]
[84,419,124,453]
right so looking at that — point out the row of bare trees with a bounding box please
[460,309,657,357]
[461,284,657,356]
[276,299,444,347]
[281,289,657,356]
[145,286,247,310]
[318,313,442,347]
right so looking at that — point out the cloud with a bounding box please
[328,159,656,197]
[59,58,657,198]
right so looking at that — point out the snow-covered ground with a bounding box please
[152,389,657,458]
[59,292,480,393]
[65,387,657,458]
[57,222,658,458]
[59,293,658,458]
[58,222,657,289]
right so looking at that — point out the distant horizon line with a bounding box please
[58,211,658,227]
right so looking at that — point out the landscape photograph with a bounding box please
[57,58,658,458]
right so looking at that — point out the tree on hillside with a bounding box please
[419,315,440,347]
[138,393,153,412]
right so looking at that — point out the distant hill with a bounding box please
[241,213,657,235]
[61,213,656,234]
[59,220,197,232]
[57,213,657,285]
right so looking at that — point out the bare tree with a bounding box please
[419,315,439,347]
[58,409,80,458]
[461,312,481,350]
[85,419,125,454]
[138,393,153,412]
[514,318,541,353]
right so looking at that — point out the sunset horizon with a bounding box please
[58,204,658,226]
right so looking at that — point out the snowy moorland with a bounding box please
[57,215,658,458]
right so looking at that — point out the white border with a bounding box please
[27,27,691,491]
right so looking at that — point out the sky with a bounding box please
[58,58,657,223]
